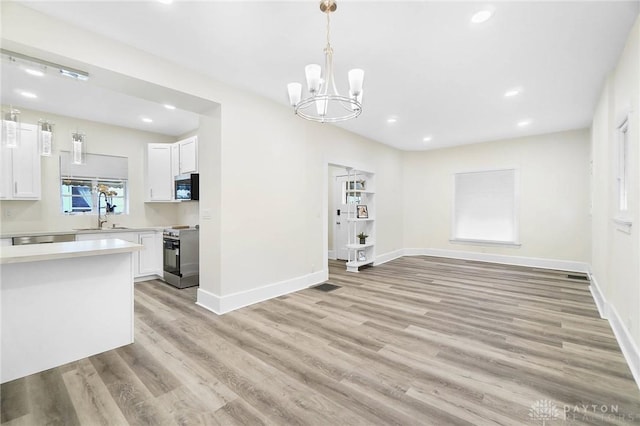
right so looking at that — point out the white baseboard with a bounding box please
[374,249,405,266]
[403,247,590,273]
[607,303,640,391]
[588,273,607,319]
[196,270,327,315]
[328,250,337,260]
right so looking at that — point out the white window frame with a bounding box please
[451,168,520,246]
[613,116,632,232]
[617,117,630,213]
[60,178,128,215]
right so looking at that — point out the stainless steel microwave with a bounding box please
[175,173,199,200]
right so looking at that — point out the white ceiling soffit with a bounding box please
[15,1,640,150]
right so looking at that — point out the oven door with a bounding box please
[163,238,181,276]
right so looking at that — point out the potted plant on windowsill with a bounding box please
[357,232,369,245]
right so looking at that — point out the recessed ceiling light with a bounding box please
[387,117,397,124]
[517,119,532,127]
[141,117,153,123]
[504,88,521,97]
[20,91,37,99]
[24,68,44,77]
[423,136,433,142]
[157,0,173,4]
[471,9,493,24]
[163,104,176,110]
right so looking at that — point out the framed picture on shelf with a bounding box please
[357,250,366,262]
[356,204,368,219]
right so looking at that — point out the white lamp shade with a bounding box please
[305,64,322,93]
[348,68,364,96]
[349,90,363,111]
[315,98,327,116]
[287,83,302,106]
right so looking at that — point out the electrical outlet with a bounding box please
[4,208,13,218]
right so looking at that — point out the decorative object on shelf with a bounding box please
[2,107,21,148]
[286,0,364,123]
[357,250,366,262]
[71,131,86,165]
[357,232,368,244]
[356,204,368,219]
[37,119,54,157]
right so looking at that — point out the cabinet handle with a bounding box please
[150,188,153,198]
[14,182,17,194]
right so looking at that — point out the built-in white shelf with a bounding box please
[346,241,375,249]
[346,259,374,272]
[344,169,376,273]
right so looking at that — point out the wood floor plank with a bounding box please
[61,359,129,426]
[2,255,639,425]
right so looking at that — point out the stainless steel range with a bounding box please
[162,228,199,288]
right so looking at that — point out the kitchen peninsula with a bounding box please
[0,239,142,383]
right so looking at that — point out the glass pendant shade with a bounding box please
[287,83,302,106]
[2,108,21,148]
[38,120,54,157]
[71,131,86,165]
[348,69,364,96]
[305,64,322,93]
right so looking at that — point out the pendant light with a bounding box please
[38,119,54,157]
[2,107,21,148]
[71,131,86,165]
[287,0,364,123]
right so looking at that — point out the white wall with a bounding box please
[402,129,591,265]
[0,3,405,309]
[591,15,640,383]
[0,107,178,233]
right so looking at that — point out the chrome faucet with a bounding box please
[98,191,108,229]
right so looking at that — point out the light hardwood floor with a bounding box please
[2,256,640,425]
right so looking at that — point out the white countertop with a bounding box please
[0,227,165,239]
[0,239,142,265]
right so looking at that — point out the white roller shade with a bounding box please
[60,151,128,180]
[453,169,517,243]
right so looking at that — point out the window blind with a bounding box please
[453,169,517,244]
[59,151,128,180]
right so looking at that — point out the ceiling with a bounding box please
[8,1,640,150]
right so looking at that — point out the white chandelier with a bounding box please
[287,0,364,123]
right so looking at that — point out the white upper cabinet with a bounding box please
[171,143,180,179]
[0,123,41,200]
[145,143,173,201]
[178,136,198,175]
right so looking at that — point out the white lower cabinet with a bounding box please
[137,232,162,276]
[76,231,162,279]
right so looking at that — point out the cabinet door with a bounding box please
[179,137,197,174]
[171,143,180,180]
[138,232,162,276]
[0,145,12,199]
[10,124,41,199]
[146,144,173,201]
